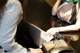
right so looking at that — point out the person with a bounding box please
[46,0,80,52]
[0,0,43,53]
[46,0,80,40]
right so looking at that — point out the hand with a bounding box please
[29,48,43,53]
[46,28,59,36]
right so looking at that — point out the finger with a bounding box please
[36,51,43,53]
[50,32,56,36]
[35,49,43,53]
[47,32,55,36]
[46,30,52,35]
[35,49,42,51]
[38,51,43,53]
[46,32,50,36]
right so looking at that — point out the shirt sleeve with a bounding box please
[0,0,27,53]
[58,2,68,11]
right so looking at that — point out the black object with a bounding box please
[15,20,39,48]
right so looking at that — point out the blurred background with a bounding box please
[19,0,80,52]
[20,0,56,31]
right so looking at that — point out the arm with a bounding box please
[0,0,27,53]
[46,9,80,36]
[52,0,61,15]
[0,0,43,53]
[58,10,80,32]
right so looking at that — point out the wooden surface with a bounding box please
[44,0,56,7]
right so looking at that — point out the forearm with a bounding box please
[58,24,80,32]
[52,0,61,15]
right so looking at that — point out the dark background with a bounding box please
[21,0,52,31]
[19,0,80,52]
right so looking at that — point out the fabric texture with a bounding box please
[0,0,27,53]
[57,2,77,24]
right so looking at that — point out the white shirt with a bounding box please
[57,2,80,23]
[57,2,71,23]
[0,0,27,53]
